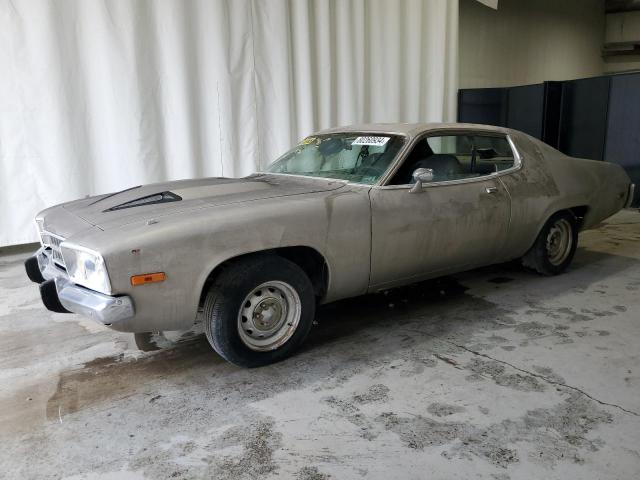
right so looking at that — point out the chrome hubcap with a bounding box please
[238,281,301,351]
[546,218,572,266]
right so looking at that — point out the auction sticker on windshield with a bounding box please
[352,136,390,146]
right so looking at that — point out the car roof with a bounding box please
[316,122,514,139]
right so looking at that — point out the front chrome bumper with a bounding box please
[25,247,135,326]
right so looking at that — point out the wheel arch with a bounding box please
[197,246,330,310]
[525,204,588,255]
[568,205,589,231]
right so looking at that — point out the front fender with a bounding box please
[74,186,371,332]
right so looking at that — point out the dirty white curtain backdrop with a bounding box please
[0,0,458,246]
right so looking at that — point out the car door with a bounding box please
[368,132,514,289]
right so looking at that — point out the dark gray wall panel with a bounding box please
[506,84,545,139]
[558,76,610,160]
[605,73,640,205]
[457,88,507,127]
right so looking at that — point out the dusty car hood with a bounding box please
[62,174,347,230]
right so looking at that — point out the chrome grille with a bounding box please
[41,231,66,267]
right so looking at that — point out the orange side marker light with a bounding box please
[131,272,166,286]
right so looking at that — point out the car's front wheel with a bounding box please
[522,210,579,276]
[203,255,316,367]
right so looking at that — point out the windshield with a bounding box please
[265,133,406,184]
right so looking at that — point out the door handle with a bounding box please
[485,186,498,194]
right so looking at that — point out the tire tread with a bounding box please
[203,255,315,367]
[522,210,578,276]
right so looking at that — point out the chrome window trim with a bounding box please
[374,130,523,190]
[255,129,523,190]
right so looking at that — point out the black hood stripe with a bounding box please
[103,192,182,212]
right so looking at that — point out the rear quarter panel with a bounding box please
[498,133,630,260]
[531,138,630,229]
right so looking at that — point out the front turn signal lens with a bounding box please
[131,272,166,286]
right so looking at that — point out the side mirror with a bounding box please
[409,168,434,193]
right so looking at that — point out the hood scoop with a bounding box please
[104,191,182,212]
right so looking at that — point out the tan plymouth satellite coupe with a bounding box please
[25,123,634,367]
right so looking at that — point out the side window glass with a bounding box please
[426,135,472,155]
[472,135,515,172]
[389,134,474,184]
[389,133,516,185]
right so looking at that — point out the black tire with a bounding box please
[522,210,578,276]
[203,255,316,368]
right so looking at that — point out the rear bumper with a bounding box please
[25,247,135,326]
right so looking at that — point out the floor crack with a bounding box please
[427,334,640,418]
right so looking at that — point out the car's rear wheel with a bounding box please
[522,210,578,276]
[203,255,315,367]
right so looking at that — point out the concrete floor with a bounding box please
[1,211,640,480]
